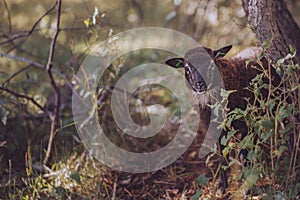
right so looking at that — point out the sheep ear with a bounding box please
[165,58,185,68]
[214,45,232,59]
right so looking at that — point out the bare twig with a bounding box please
[2,0,12,34]
[0,52,86,110]
[43,0,62,165]
[0,52,72,87]
[0,53,44,68]
[0,0,116,46]
[267,57,272,107]
[2,64,32,85]
[0,1,58,45]
[0,86,47,113]
[112,176,117,200]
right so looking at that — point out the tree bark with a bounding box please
[242,0,300,63]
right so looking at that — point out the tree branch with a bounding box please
[43,0,62,165]
[2,64,32,85]
[0,53,45,68]
[2,0,12,34]
[0,86,47,113]
[0,1,58,45]
[0,52,73,88]
[0,52,85,111]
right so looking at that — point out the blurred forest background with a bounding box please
[0,0,300,199]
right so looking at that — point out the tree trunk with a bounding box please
[242,0,300,63]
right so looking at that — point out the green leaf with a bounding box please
[263,39,271,49]
[217,121,226,130]
[229,108,245,115]
[278,105,292,120]
[239,134,253,149]
[289,45,296,54]
[261,131,273,142]
[227,129,237,139]
[191,189,201,200]
[276,146,288,157]
[268,100,276,114]
[220,135,228,146]
[222,146,230,157]
[289,182,300,199]
[195,174,208,187]
[277,58,285,65]
[23,195,29,200]
[242,166,259,184]
[246,149,256,161]
[258,52,266,60]
[228,108,245,120]
[245,172,259,185]
[220,89,236,103]
[213,103,220,118]
[261,119,274,131]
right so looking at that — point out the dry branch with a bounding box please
[0,1,58,45]
[0,53,74,90]
[0,86,47,113]
[43,0,62,165]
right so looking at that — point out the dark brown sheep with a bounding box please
[166,45,281,111]
[165,45,283,189]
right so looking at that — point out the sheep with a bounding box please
[165,45,283,190]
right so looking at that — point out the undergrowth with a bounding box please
[2,51,300,200]
[195,51,300,199]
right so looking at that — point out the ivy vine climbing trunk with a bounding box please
[242,0,300,63]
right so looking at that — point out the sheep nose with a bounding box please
[194,81,207,93]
